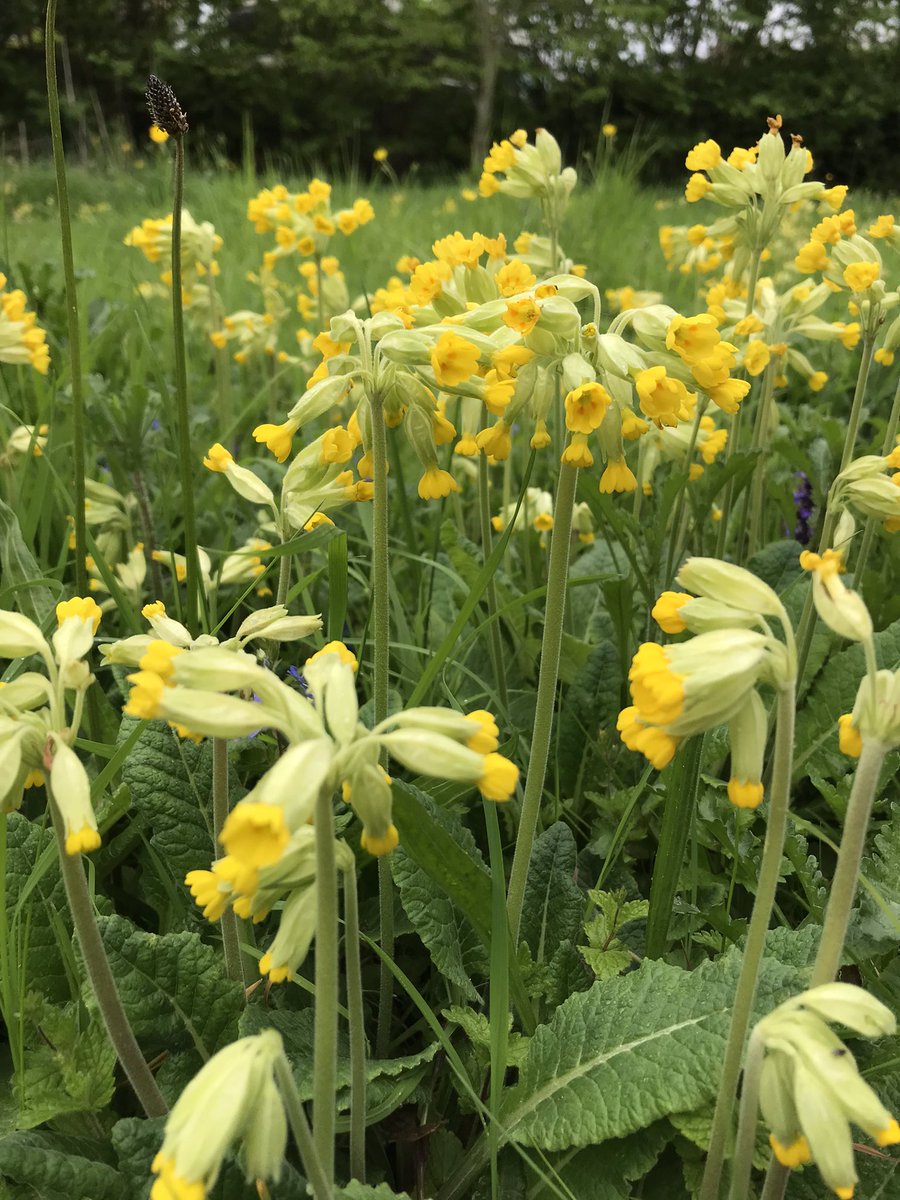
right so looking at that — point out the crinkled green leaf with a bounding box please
[503,931,816,1150]
[98,913,242,1056]
[0,499,56,623]
[520,823,584,961]
[4,814,69,1003]
[391,784,489,998]
[13,998,116,1130]
[240,1005,438,1105]
[553,1121,672,1199]
[118,717,215,883]
[0,1131,123,1200]
[746,539,805,595]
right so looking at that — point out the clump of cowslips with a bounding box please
[151,1030,288,1200]
[124,209,223,310]
[247,179,374,270]
[752,983,899,1198]
[120,636,518,981]
[478,127,577,211]
[1,423,49,465]
[682,114,827,280]
[618,559,795,808]
[0,273,50,374]
[0,598,104,853]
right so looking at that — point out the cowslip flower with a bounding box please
[151,1031,288,1199]
[753,984,899,1198]
[0,275,50,374]
[0,598,104,850]
[619,560,795,805]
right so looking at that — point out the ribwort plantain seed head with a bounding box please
[145,75,188,137]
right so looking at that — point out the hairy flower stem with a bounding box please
[313,786,338,1189]
[506,461,577,942]
[854,375,900,587]
[478,455,509,708]
[45,0,86,596]
[744,362,778,562]
[728,1033,765,1200]
[170,135,203,627]
[344,865,367,1183]
[794,328,878,683]
[811,740,887,985]
[48,783,167,1118]
[274,1053,332,1200]
[714,246,763,559]
[368,389,394,1059]
[699,683,795,1200]
[212,738,243,985]
[664,399,707,585]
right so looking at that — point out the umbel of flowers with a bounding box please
[0,598,104,852]
[751,984,900,1198]
[114,635,518,982]
[124,209,223,310]
[618,558,796,808]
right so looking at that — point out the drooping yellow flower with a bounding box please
[417,467,460,501]
[431,331,480,387]
[652,591,692,635]
[561,434,594,469]
[56,596,103,634]
[843,262,879,293]
[795,241,829,273]
[684,140,722,172]
[495,259,537,297]
[599,459,637,494]
[666,313,721,365]
[220,802,290,870]
[252,420,297,463]
[635,367,691,428]
[628,642,685,724]
[838,714,862,758]
[616,706,679,769]
[685,173,712,202]
[373,147,389,162]
[808,371,828,392]
[360,824,400,856]
[475,420,512,461]
[868,214,895,238]
[564,382,611,434]
[478,753,519,801]
[202,443,233,472]
[743,340,771,377]
[502,297,541,335]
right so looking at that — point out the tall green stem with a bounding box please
[745,362,778,562]
[212,738,243,985]
[274,1053,332,1200]
[344,864,367,1183]
[811,740,886,985]
[699,683,795,1200]
[313,786,338,1189]
[728,1033,765,1200]
[714,246,763,559]
[48,783,167,1118]
[170,135,202,626]
[794,328,878,682]
[506,461,577,942]
[854,375,900,587]
[368,390,394,1059]
[664,399,707,586]
[478,455,508,709]
[45,0,86,596]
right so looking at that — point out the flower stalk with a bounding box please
[699,682,796,1200]
[313,784,339,1189]
[48,779,167,1119]
[212,737,244,985]
[506,460,578,942]
[344,862,367,1183]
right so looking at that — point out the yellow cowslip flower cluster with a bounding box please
[0,274,50,374]
[0,597,104,852]
[1,424,49,466]
[247,180,374,271]
[478,127,577,210]
[679,117,828,281]
[637,413,728,496]
[659,222,737,276]
[604,286,663,313]
[618,559,795,809]
[708,276,867,394]
[124,209,223,309]
[112,637,519,981]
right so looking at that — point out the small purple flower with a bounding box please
[792,472,814,545]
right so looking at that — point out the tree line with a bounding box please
[2,0,898,188]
